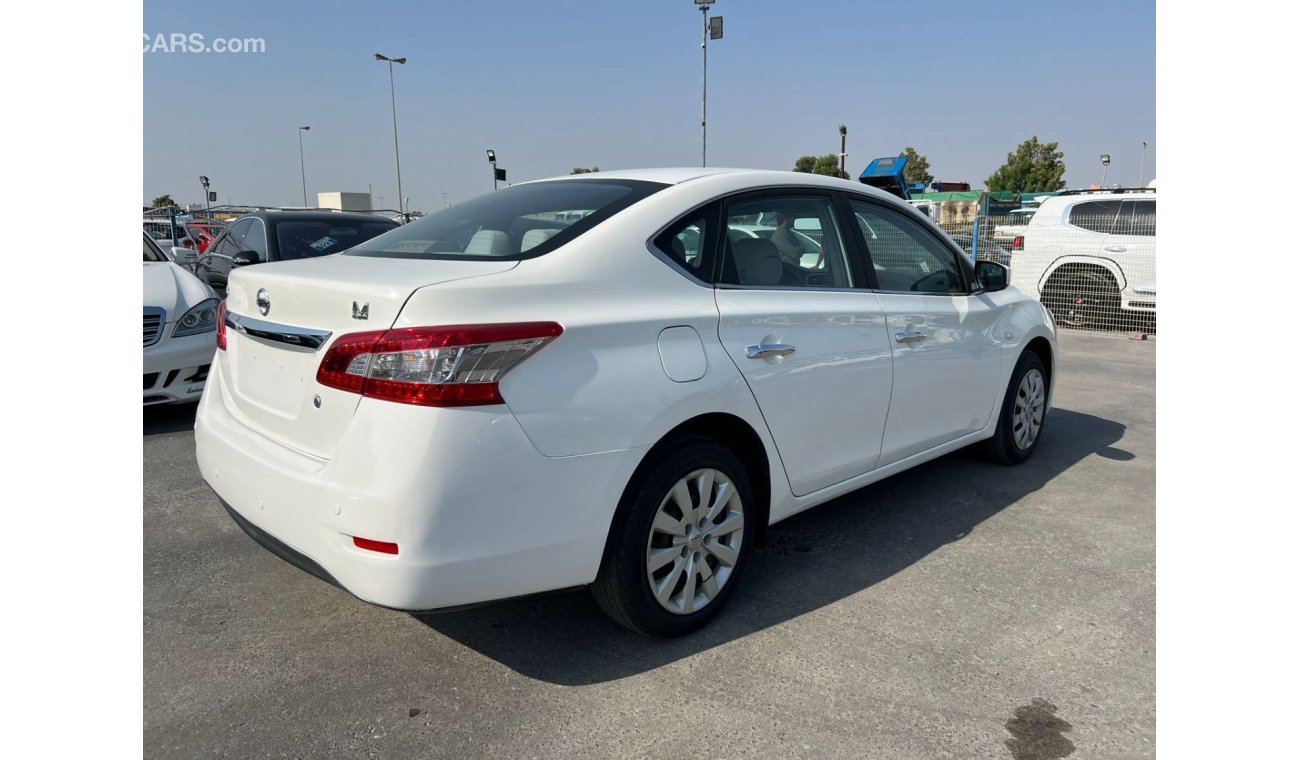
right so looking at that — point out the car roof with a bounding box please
[238,211,399,224]
[522,167,870,190]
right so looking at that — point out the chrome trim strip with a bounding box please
[226,312,332,350]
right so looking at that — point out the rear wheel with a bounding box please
[1042,271,1120,330]
[592,437,754,637]
[987,351,1050,465]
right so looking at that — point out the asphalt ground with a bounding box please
[144,330,1155,759]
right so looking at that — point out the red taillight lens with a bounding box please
[1012,235,1024,251]
[216,300,227,350]
[352,536,399,555]
[316,322,563,407]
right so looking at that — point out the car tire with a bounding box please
[986,351,1050,465]
[1042,271,1120,330]
[592,436,754,637]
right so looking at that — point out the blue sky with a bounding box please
[144,0,1155,211]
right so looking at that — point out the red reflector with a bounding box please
[353,536,399,555]
[1012,235,1024,251]
[216,300,227,350]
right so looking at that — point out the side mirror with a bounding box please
[171,246,197,264]
[231,250,261,267]
[974,260,1009,292]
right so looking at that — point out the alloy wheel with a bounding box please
[645,468,745,615]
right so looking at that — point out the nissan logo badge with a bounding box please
[256,288,271,316]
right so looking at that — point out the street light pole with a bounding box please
[1100,154,1111,188]
[1139,141,1148,187]
[298,126,311,207]
[701,2,709,167]
[374,53,407,217]
[839,125,848,178]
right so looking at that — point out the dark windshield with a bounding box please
[346,179,668,261]
[276,220,399,261]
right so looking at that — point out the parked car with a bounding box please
[144,219,200,258]
[143,233,219,404]
[196,168,1056,636]
[990,207,1036,249]
[185,222,225,254]
[1010,188,1156,329]
[197,211,399,295]
[951,235,1013,269]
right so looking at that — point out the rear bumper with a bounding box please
[194,368,647,611]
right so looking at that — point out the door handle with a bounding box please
[894,331,927,345]
[746,343,796,359]
[1104,245,1127,252]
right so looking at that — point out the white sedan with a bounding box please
[195,168,1056,636]
[144,233,219,404]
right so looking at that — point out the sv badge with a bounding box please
[352,301,369,320]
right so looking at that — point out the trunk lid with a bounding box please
[219,254,517,459]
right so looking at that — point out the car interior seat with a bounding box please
[464,229,513,256]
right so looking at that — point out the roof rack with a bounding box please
[1057,187,1155,196]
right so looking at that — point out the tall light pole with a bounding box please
[374,53,407,217]
[297,126,311,207]
[199,175,211,215]
[838,125,848,178]
[695,1,723,167]
[1139,141,1148,187]
[1100,154,1111,188]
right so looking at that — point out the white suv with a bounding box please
[1010,189,1156,329]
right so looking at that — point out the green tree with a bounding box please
[570,166,600,175]
[985,137,1067,193]
[899,147,933,186]
[792,154,848,179]
[150,194,177,209]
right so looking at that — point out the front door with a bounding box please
[845,197,1006,466]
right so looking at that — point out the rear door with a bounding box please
[202,218,251,293]
[845,197,1005,466]
[713,190,894,496]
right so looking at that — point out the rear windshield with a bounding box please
[276,220,399,261]
[346,179,668,261]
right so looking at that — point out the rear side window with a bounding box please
[653,204,717,279]
[346,179,667,260]
[277,220,398,261]
[1068,201,1122,233]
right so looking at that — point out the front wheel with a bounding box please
[592,437,754,637]
[987,351,1050,465]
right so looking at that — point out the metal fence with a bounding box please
[941,193,1156,335]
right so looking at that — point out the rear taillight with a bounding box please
[316,322,563,407]
[1012,236,1024,251]
[216,300,227,350]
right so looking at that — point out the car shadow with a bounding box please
[413,407,1128,685]
[143,403,198,436]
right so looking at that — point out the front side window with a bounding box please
[347,179,667,261]
[849,199,965,294]
[1114,200,1156,236]
[719,195,853,288]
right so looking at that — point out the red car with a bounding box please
[184,223,225,254]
